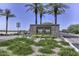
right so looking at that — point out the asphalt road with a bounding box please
[61,32,79,49]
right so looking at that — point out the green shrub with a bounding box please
[0,37,34,55]
[40,35,52,38]
[0,40,12,46]
[59,48,78,56]
[8,42,33,55]
[35,39,62,48]
[32,34,56,38]
[32,35,42,38]
[67,24,79,34]
[0,37,34,47]
[0,49,9,56]
[59,41,69,46]
[39,47,54,54]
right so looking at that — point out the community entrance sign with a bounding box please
[29,24,60,37]
[36,26,51,34]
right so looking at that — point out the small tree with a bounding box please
[16,22,21,34]
[67,24,79,34]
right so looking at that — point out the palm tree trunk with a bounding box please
[54,7,58,25]
[40,14,42,24]
[35,13,37,24]
[54,7,58,37]
[6,16,8,35]
[35,3,38,25]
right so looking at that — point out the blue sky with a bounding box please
[0,3,79,30]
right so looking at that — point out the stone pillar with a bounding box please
[51,25,60,37]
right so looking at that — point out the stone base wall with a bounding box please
[29,24,60,37]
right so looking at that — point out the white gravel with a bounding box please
[54,38,62,41]
[29,45,43,56]
[0,35,22,42]
[34,38,45,43]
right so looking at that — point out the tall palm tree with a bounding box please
[38,4,46,24]
[25,3,39,24]
[46,3,68,24]
[0,9,15,35]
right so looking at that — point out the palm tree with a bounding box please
[0,9,3,13]
[38,4,46,24]
[16,22,20,34]
[0,9,15,35]
[25,3,39,24]
[46,3,68,24]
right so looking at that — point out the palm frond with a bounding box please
[46,3,69,15]
[59,4,69,9]
[0,9,3,13]
[0,9,15,18]
[25,4,34,7]
[4,9,11,15]
[25,3,38,13]
[0,13,6,16]
[38,4,46,15]
[8,14,15,17]
[26,7,34,12]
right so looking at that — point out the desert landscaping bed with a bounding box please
[0,35,79,56]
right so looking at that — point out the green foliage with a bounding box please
[0,49,9,56]
[59,41,69,46]
[35,38,62,48]
[0,37,34,47]
[59,48,78,56]
[0,36,77,56]
[32,35,42,38]
[8,42,33,55]
[0,40,12,46]
[67,24,79,34]
[39,47,53,54]
[32,34,56,38]
[0,37,34,55]
[61,29,69,33]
